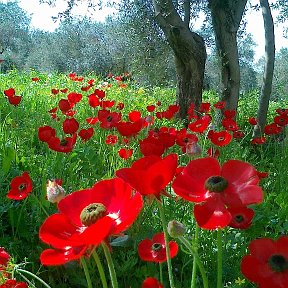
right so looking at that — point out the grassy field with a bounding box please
[0,70,287,288]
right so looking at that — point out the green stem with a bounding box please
[157,199,175,288]
[159,262,163,284]
[191,224,199,288]
[102,242,118,288]
[80,257,93,288]
[31,193,49,217]
[217,229,223,288]
[178,236,209,288]
[15,268,52,288]
[92,250,108,288]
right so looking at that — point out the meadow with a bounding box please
[0,70,287,288]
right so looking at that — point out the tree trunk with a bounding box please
[253,0,275,137]
[209,0,247,111]
[153,0,207,119]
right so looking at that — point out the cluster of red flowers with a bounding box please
[0,248,28,288]
[3,88,22,106]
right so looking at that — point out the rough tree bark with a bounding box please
[253,0,275,137]
[208,0,247,111]
[152,0,207,119]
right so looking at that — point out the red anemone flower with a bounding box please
[118,148,133,159]
[39,178,143,265]
[248,117,258,125]
[222,118,239,131]
[116,120,143,137]
[38,125,56,142]
[142,277,163,288]
[86,117,99,125]
[8,95,22,106]
[62,118,79,134]
[105,134,118,145]
[241,236,288,288]
[208,130,232,147]
[116,154,178,198]
[58,99,72,112]
[188,115,211,133]
[172,157,263,229]
[78,127,94,141]
[147,105,156,112]
[227,206,254,229]
[4,88,15,97]
[264,123,282,135]
[88,94,100,108]
[251,136,266,145]
[0,247,10,268]
[223,109,236,119]
[139,136,165,157]
[233,130,245,139]
[138,232,178,263]
[199,102,211,113]
[0,279,28,288]
[67,92,82,104]
[213,101,226,109]
[32,77,40,82]
[7,172,33,200]
[98,109,121,129]
[274,114,288,127]
[47,134,77,153]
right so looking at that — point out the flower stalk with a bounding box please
[80,257,92,288]
[92,250,108,288]
[102,242,118,288]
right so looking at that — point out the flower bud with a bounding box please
[46,180,65,203]
[168,220,186,238]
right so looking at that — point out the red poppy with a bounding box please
[58,99,72,112]
[138,232,178,263]
[31,77,40,82]
[227,206,254,229]
[251,136,266,145]
[100,100,115,109]
[60,88,68,93]
[7,172,33,200]
[105,134,118,145]
[4,88,15,97]
[208,130,232,146]
[139,136,165,157]
[188,115,211,133]
[274,114,288,127]
[199,102,211,113]
[172,157,263,229]
[67,92,82,104]
[142,277,163,288]
[233,130,245,139]
[147,105,156,112]
[86,117,99,125]
[129,110,141,122]
[248,117,258,125]
[8,95,22,106]
[39,178,143,265]
[94,89,106,99]
[51,88,59,95]
[213,101,226,109]
[241,236,288,288]
[98,110,121,129]
[81,85,92,92]
[176,128,198,147]
[0,279,28,288]
[38,125,56,142]
[222,118,239,131]
[257,171,269,179]
[264,123,282,135]
[47,134,77,153]
[0,247,10,268]
[118,148,133,159]
[78,128,94,141]
[116,102,124,110]
[62,118,79,134]
[88,94,100,108]
[223,109,236,119]
[116,120,143,137]
[116,154,178,198]
[276,108,288,116]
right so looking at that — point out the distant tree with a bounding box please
[0,2,31,71]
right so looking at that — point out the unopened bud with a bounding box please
[46,180,65,203]
[168,220,186,238]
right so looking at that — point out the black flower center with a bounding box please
[80,203,107,226]
[18,183,26,191]
[234,215,244,223]
[268,254,288,272]
[106,115,113,122]
[205,176,228,192]
[152,243,162,251]
[60,139,68,146]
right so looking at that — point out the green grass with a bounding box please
[0,70,287,287]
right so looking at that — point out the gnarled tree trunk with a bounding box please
[208,0,247,111]
[153,0,207,119]
[253,0,275,137]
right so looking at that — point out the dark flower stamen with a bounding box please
[80,203,107,226]
[268,254,288,272]
[18,183,26,191]
[235,215,244,223]
[152,243,162,251]
[205,176,228,192]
